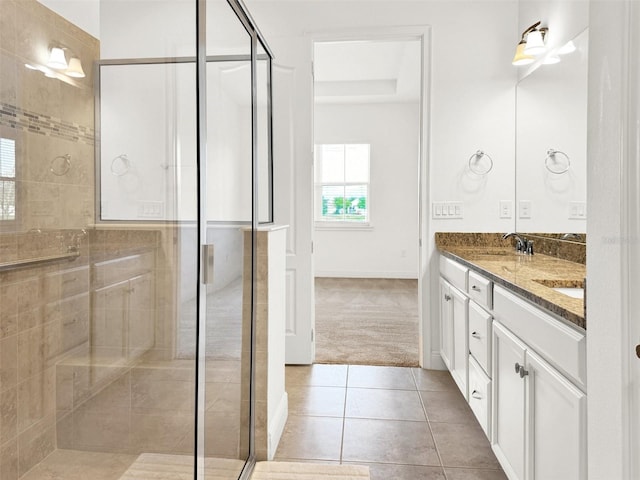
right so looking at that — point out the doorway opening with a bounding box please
[312,37,424,367]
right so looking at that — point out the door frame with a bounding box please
[307,26,433,367]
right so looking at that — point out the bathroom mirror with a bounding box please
[515,28,588,242]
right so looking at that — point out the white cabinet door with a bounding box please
[128,273,155,360]
[451,285,469,400]
[439,277,453,370]
[492,321,527,480]
[527,349,587,480]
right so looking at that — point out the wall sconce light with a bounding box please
[512,21,548,66]
[66,57,85,78]
[47,47,68,70]
[40,46,85,79]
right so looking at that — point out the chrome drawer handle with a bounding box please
[515,362,521,374]
[471,331,481,339]
[471,285,481,291]
[471,390,482,400]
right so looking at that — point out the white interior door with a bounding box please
[272,38,315,364]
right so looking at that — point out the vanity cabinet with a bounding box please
[91,251,156,368]
[439,258,469,399]
[438,253,587,480]
[492,286,587,480]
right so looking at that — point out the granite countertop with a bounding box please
[438,246,586,330]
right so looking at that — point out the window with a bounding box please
[315,144,370,223]
[0,138,16,222]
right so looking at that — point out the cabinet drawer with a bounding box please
[92,252,154,289]
[493,285,586,389]
[468,355,491,438]
[469,301,492,375]
[439,256,467,292]
[43,265,89,302]
[468,270,492,309]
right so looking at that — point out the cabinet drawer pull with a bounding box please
[444,294,452,301]
[63,278,78,284]
[471,331,481,339]
[471,285,481,291]
[515,362,529,378]
[471,390,482,400]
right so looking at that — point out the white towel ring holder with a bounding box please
[111,154,131,176]
[545,149,570,174]
[468,150,493,175]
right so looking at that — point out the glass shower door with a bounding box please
[197,0,266,477]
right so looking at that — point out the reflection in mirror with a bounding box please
[515,28,588,242]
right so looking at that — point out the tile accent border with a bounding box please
[0,102,94,145]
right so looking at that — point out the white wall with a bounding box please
[314,102,420,278]
[247,0,518,368]
[586,1,629,477]
[515,29,588,233]
[37,0,100,38]
[248,1,518,233]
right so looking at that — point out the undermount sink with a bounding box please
[551,287,584,299]
[533,279,585,299]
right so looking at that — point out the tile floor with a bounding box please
[275,364,508,480]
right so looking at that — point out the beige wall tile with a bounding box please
[131,367,194,415]
[17,366,55,434]
[0,386,17,444]
[0,335,17,392]
[71,406,131,453]
[0,437,18,480]
[17,413,56,477]
[131,412,193,454]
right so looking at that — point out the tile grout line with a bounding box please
[339,365,350,465]
[412,367,448,477]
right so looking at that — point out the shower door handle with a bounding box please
[203,244,215,285]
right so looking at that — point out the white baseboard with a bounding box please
[314,270,418,279]
[267,392,288,460]
[429,352,447,371]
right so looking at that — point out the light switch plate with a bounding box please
[499,200,513,219]
[519,200,532,219]
[432,201,463,219]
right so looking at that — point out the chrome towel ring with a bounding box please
[545,149,570,174]
[468,150,493,175]
[50,154,71,176]
[111,154,131,176]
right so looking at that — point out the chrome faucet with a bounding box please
[502,232,532,254]
[561,233,583,241]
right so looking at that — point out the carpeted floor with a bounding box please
[314,278,419,367]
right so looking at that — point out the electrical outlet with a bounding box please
[519,200,532,219]
[499,200,513,219]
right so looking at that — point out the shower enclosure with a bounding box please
[0,0,272,479]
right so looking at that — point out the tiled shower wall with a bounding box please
[0,0,98,232]
[0,1,99,477]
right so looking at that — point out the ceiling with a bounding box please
[314,39,422,105]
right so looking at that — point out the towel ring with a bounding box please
[111,154,131,176]
[545,149,570,174]
[50,154,71,176]
[468,150,493,175]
